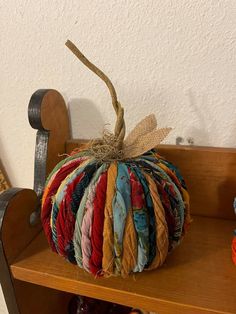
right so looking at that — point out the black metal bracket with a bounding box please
[28,89,52,199]
[28,89,70,225]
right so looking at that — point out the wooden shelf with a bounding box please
[11,215,236,314]
[1,90,236,314]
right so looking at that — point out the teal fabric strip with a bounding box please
[127,168,149,273]
[128,164,155,268]
[112,163,131,274]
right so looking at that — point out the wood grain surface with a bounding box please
[11,216,236,314]
[14,281,72,314]
[0,189,41,264]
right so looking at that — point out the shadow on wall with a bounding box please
[185,90,210,146]
[68,98,105,139]
[67,91,215,147]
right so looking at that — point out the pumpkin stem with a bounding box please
[65,40,125,149]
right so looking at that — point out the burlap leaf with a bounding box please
[124,114,157,147]
[123,126,172,159]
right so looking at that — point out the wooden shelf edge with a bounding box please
[10,265,228,314]
[9,216,236,314]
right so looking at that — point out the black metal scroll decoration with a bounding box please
[28,89,70,224]
[28,89,50,198]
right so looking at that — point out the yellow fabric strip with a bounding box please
[121,208,137,277]
[102,162,117,276]
[144,173,169,270]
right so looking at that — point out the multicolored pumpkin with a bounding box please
[42,148,190,277]
[41,40,191,277]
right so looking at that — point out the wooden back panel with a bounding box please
[66,140,236,220]
[0,188,41,264]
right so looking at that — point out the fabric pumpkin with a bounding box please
[41,148,190,276]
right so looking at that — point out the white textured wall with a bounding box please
[0,1,236,313]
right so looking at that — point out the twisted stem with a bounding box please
[65,40,125,149]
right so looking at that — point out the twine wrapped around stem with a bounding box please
[66,40,171,161]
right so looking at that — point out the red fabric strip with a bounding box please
[41,158,84,251]
[89,171,108,276]
[56,172,84,257]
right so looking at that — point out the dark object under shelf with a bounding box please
[68,295,131,314]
